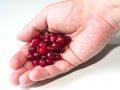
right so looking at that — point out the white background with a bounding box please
[0,0,120,90]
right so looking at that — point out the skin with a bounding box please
[9,0,120,86]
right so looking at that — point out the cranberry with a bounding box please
[52,42,60,50]
[55,53,61,60]
[47,59,54,65]
[27,31,71,67]
[65,36,71,45]
[57,33,65,36]
[28,46,37,54]
[47,45,54,51]
[50,34,57,42]
[47,51,55,60]
[39,59,48,67]
[34,52,41,59]
[56,36,65,46]
[44,38,51,45]
[39,47,47,54]
[39,41,46,48]
[41,55,47,59]
[48,32,55,37]
[39,33,45,40]
[27,53,35,61]
[58,47,65,53]
[32,60,39,66]
[31,38,39,46]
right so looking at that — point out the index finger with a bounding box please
[17,9,48,42]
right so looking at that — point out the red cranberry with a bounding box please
[44,38,51,45]
[47,59,54,65]
[27,53,35,61]
[58,47,65,53]
[57,33,65,36]
[34,52,41,59]
[39,47,47,54]
[41,55,47,59]
[39,59,48,67]
[32,60,39,66]
[48,32,55,37]
[55,53,61,60]
[50,34,57,42]
[39,41,46,48]
[47,51,55,60]
[28,46,37,54]
[39,33,45,40]
[47,45,54,51]
[65,36,71,45]
[31,38,39,46]
[56,36,65,46]
[27,31,71,67]
[52,42,60,50]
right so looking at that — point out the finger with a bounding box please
[17,24,40,42]
[9,61,33,86]
[29,60,74,82]
[29,66,50,81]
[9,67,27,86]
[17,8,49,42]
[9,44,29,70]
[19,70,35,86]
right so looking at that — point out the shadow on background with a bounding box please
[23,44,119,89]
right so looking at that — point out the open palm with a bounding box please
[9,0,119,86]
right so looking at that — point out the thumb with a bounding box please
[17,8,49,42]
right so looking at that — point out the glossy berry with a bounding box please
[39,47,47,54]
[57,33,65,36]
[50,34,57,42]
[47,51,55,60]
[27,31,71,67]
[65,36,71,45]
[58,47,65,53]
[31,38,39,46]
[55,53,61,60]
[32,60,39,66]
[39,33,45,40]
[39,41,46,48]
[48,32,55,37]
[34,52,41,59]
[52,42,60,50]
[47,59,54,65]
[28,46,37,54]
[47,45,53,51]
[44,38,51,45]
[39,59,48,67]
[27,53,35,61]
[56,36,65,46]
[41,55,47,59]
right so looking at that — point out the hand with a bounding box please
[9,0,120,86]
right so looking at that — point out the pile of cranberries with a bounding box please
[27,31,71,67]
